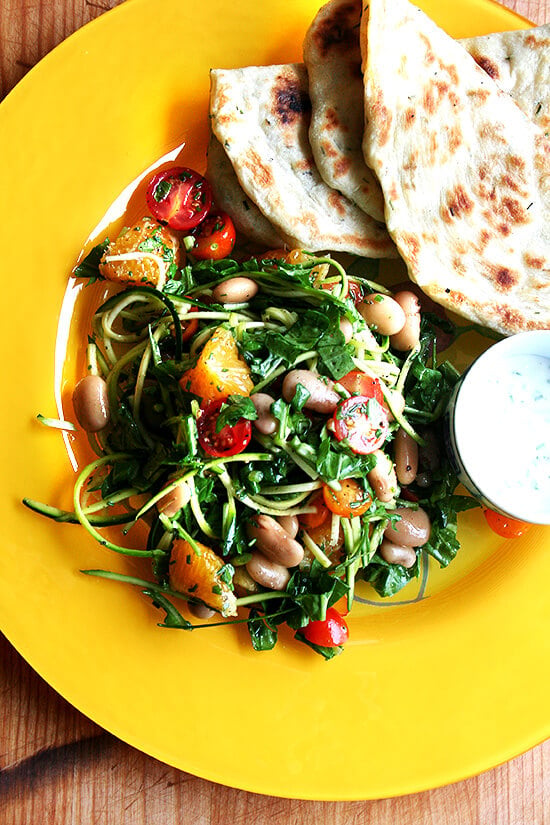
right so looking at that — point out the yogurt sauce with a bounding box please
[453,350,550,523]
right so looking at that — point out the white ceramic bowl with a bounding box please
[445,330,550,524]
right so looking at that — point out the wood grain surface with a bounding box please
[0,0,549,822]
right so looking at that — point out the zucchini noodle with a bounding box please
[28,243,469,656]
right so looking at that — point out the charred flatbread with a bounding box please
[303,0,386,221]
[304,0,550,230]
[206,134,285,249]
[361,0,550,335]
[209,63,396,258]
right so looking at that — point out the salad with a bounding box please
[25,165,479,659]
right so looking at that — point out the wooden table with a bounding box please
[1,0,549,821]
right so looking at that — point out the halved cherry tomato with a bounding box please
[299,490,330,529]
[191,211,236,260]
[322,478,372,518]
[484,508,531,538]
[332,395,389,454]
[347,280,364,304]
[177,303,198,343]
[302,607,349,647]
[338,370,384,401]
[320,279,363,303]
[196,398,252,458]
[146,166,212,231]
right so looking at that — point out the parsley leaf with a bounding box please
[215,395,258,432]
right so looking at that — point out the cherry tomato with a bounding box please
[196,398,252,458]
[299,490,330,529]
[320,279,363,303]
[322,478,372,518]
[302,608,349,647]
[332,395,389,454]
[484,509,531,538]
[146,166,212,231]
[338,370,384,401]
[347,280,363,304]
[177,303,198,343]
[191,211,236,260]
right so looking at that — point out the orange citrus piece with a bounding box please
[169,537,237,617]
[180,325,253,403]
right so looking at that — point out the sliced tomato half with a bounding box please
[332,395,389,454]
[197,398,252,458]
[146,166,212,231]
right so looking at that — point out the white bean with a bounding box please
[384,507,431,547]
[379,540,417,568]
[367,450,398,503]
[246,552,290,591]
[188,601,216,619]
[72,374,110,432]
[357,293,406,336]
[251,392,278,435]
[339,317,354,343]
[277,514,300,539]
[212,276,259,304]
[389,291,421,351]
[282,370,339,414]
[394,428,419,485]
[246,515,304,567]
[157,481,188,518]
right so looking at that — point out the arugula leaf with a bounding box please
[215,395,258,432]
[73,240,108,283]
[143,589,193,629]
[362,553,420,597]
[315,435,376,482]
[248,609,278,650]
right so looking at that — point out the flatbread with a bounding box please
[361,0,550,336]
[209,63,397,258]
[206,134,285,249]
[465,24,550,134]
[304,0,550,227]
[303,0,386,221]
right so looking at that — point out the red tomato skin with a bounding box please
[484,509,531,538]
[146,166,212,231]
[299,490,330,529]
[303,608,349,647]
[338,370,384,402]
[196,398,252,458]
[346,280,363,304]
[178,304,198,343]
[332,395,389,454]
[192,211,236,260]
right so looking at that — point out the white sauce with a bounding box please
[455,353,550,523]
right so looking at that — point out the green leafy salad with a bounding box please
[25,221,479,658]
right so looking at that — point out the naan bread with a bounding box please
[206,135,285,249]
[361,0,550,335]
[465,24,550,134]
[303,0,386,221]
[209,64,397,258]
[304,0,550,229]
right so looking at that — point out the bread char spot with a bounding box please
[313,2,360,58]
[442,184,474,222]
[272,77,311,126]
[483,262,519,291]
[524,253,547,270]
[472,54,501,80]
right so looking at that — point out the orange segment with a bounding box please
[99,216,180,289]
[169,537,237,617]
[180,325,253,403]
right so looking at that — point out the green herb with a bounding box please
[215,395,258,432]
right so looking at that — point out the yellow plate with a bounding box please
[0,0,548,801]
